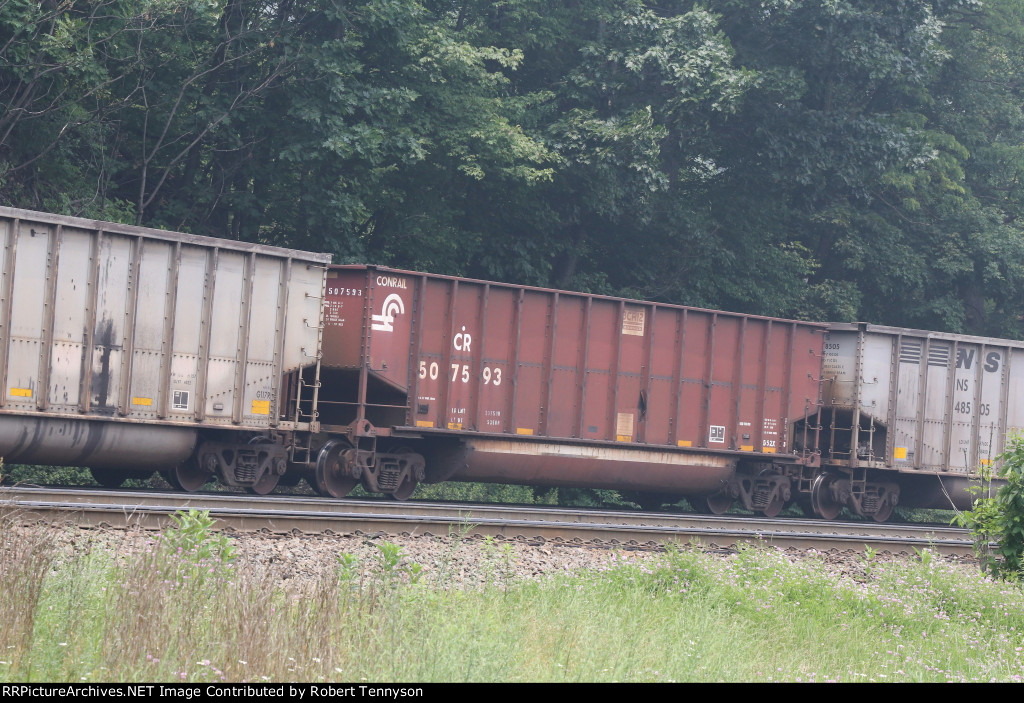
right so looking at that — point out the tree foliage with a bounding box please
[956,434,1024,581]
[4,0,1024,335]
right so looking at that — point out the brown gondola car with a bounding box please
[294,265,826,515]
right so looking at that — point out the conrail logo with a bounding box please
[371,293,405,332]
[377,275,408,289]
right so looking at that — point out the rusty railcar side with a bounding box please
[310,265,825,508]
[0,207,328,490]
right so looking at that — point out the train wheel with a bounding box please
[388,447,421,501]
[756,470,787,518]
[693,492,733,515]
[246,437,282,495]
[90,467,126,488]
[761,491,786,518]
[810,473,843,520]
[167,458,212,492]
[248,471,281,495]
[314,440,357,499]
[390,476,417,501]
[870,500,894,523]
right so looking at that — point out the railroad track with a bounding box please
[0,486,977,556]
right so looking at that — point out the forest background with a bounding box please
[3,0,1024,337]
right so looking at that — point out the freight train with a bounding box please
[0,207,1018,521]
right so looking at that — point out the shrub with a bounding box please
[955,434,1024,581]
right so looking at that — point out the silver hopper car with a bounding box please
[812,322,1024,520]
[0,207,329,492]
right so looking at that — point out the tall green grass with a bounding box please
[1,512,1022,682]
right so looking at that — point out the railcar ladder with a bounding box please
[796,394,824,496]
[289,355,323,466]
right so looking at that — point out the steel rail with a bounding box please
[0,487,976,556]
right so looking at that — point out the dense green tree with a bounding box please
[703,0,1024,333]
[4,0,1024,335]
[904,0,1024,336]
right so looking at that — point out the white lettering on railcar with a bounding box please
[485,408,502,427]
[376,276,408,289]
[454,326,472,352]
[326,286,363,296]
[371,293,405,332]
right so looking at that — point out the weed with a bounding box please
[0,509,55,672]
[371,541,422,586]
[479,536,518,590]
[954,434,1024,580]
[337,552,360,584]
[162,509,236,567]
[429,521,475,589]
[862,545,877,578]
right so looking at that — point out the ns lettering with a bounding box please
[956,349,1001,372]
